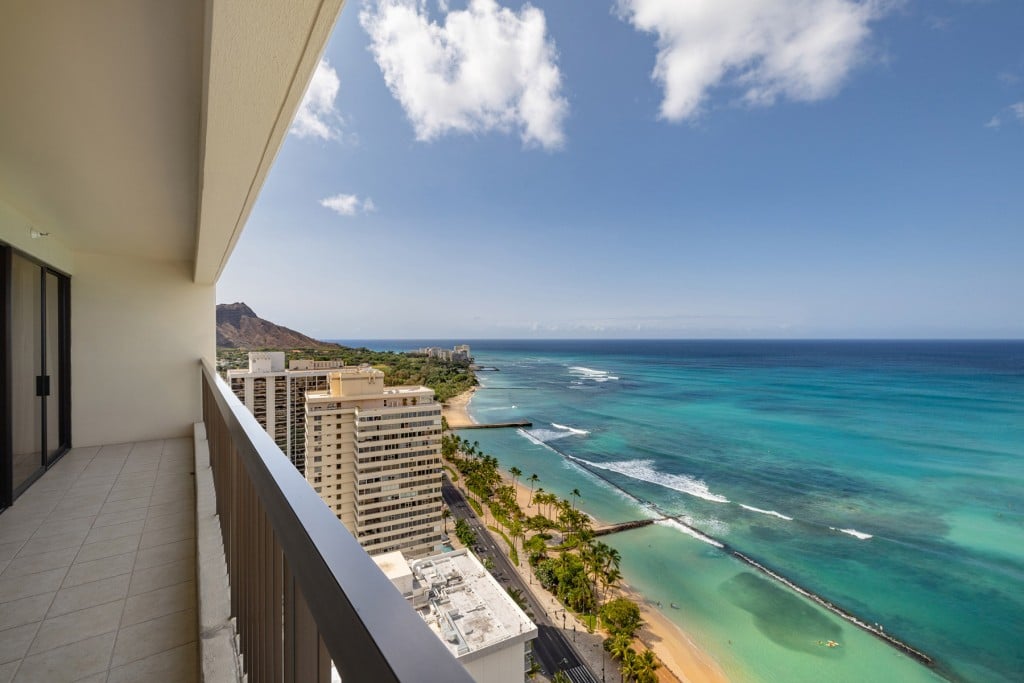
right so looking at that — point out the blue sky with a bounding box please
[218,0,1023,339]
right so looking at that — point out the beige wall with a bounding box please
[0,197,74,274]
[71,252,215,447]
[462,641,529,683]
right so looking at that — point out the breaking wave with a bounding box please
[568,366,619,382]
[518,429,556,450]
[831,527,874,540]
[739,504,793,521]
[575,458,730,503]
[550,422,590,435]
[656,519,725,548]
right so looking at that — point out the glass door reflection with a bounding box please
[10,253,44,493]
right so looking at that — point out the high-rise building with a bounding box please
[226,352,345,473]
[304,367,443,557]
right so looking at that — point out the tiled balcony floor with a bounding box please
[0,440,197,682]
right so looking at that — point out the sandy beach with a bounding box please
[442,387,478,428]
[453,462,730,683]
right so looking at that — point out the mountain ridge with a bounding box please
[216,302,339,349]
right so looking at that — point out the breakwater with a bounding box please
[546,448,938,670]
[593,519,657,537]
[456,421,533,430]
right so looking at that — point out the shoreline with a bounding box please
[442,387,478,428]
[496,469,730,683]
[442,387,729,682]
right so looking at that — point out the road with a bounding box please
[442,480,598,682]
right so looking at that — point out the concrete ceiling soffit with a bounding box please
[193,0,345,285]
[0,1,204,263]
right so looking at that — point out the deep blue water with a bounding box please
[336,340,1024,683]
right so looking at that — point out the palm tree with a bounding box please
[607,633,632,662]
[531,486,544,510]
[441,507,451,534]
[636,649,659,683]
[508,517,524,554]
[586,541,609,594]
[620,649,642,682]
[601,567,622,602]
[527,473,540,505]
[509,464,524,491]
[604,545,622,572]
[570,488,582,511]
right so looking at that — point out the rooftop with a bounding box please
[376,550,536,662]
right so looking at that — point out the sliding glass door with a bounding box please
[2,246,70,507]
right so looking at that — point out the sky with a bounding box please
[217,0,1024,340]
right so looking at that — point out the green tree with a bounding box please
[600,598,642,637]
[509,466,522,489]
[527,473,540,504]
[636,649,660,683]
[605,633,633,662]
[621,649,642,682]
[454,518,475,546]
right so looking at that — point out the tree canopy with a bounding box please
[217,346,477,402]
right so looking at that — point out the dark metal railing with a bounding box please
[200,363,473,683]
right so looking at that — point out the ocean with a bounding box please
[338,340,1024,683]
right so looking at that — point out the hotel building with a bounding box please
[227,351,345,474]
[305,367,444,557]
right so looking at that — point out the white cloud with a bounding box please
[616,0,893,121]
[985,102,1024,130]
[360,0,568,149]
[319,194,376,216]
[291,60,343,140]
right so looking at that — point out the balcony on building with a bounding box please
[0,2,473,682]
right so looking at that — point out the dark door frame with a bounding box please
[0,243,72,509]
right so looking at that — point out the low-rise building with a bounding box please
[374,550,538,683]
[412,344,473,363]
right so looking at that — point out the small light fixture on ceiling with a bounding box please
[29,228,50,239]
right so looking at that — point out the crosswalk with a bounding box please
[558,665,598,683]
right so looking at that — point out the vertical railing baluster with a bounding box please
[283,560,296,683]
[273,538,284,683]
[318,635,331,683]
[292,585,319,682]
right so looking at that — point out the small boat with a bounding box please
[670,603,680,609]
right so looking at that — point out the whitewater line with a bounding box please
[528,439,935,669]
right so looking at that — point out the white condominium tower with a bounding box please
[304,367,443,558]
[226,352,345,473]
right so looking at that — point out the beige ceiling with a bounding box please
[0,0,344,283]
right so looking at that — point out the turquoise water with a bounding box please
[344,340,1024,682]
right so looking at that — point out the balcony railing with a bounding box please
[200,363,473,682]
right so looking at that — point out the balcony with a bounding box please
[2,2,473,681]
[0,440,197,681]
[0,365,473,682]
